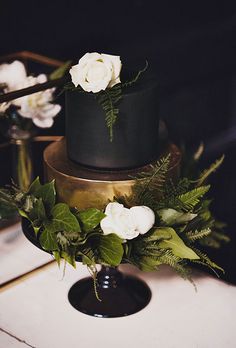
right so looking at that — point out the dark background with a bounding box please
[0,1,236,282]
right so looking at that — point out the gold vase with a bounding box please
[9,126,34,191]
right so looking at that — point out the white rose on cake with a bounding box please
[69,52,122,93]
[100,202,155,240]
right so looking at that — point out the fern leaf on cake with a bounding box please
[121,61,149,88]
[96,84,122,141]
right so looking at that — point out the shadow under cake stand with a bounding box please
[22,139,181,318]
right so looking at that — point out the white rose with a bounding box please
[100,202,155,240]
[0,60,27,90]
[13,74,61,128]
[69,52,122,93]
[130,206,156,234]
[0,102,10,113]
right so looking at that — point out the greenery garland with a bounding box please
[0,152,229,287]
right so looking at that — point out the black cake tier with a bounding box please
[66,74,159,170]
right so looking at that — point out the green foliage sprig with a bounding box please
[0,153,229,288]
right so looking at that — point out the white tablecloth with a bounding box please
[0,225,236,348]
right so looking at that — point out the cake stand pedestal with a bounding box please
[21,218,151,318]
[68,266,151,318]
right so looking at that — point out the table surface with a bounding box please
[0,224,236,348]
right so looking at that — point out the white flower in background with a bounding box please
[0,60,27,90]
[70,52,122,93]
[100,202,155,240]
[12,74,61,128]
[0,102,10,113]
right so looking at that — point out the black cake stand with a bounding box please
[22,135,181,317]
[22,218,152,318]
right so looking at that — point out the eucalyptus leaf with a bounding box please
[99,234,124,266]
[158,227,200,260]
[158,208,197,226]
[79,208,105,232]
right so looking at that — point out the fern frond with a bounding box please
[134,154,171,198]
[190,246,224,273]
[210,230,230,242]
[121,61,149,88]
[166,178,191,197]
[158,250,195,286]
[186,228,211,242]
[178,185,210,212]
[155,178,191,210]
[96,84,122,141]
[196,155,224,187]
[190,259,221,278]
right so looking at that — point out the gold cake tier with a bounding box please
[44,138,181,210]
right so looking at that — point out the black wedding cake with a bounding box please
[66,75,159,169]
[44,54,180,210]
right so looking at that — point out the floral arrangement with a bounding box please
[0,60,62,130]
[0,152,229,288]
[66,52,148,141]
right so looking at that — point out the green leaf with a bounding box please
[49,60,72,80]
[142,227,172,243]
[19,209,29,219]
[0,203,17,220]
[158,227,200,260]
[34,181,56,212]
[157,208,197,226]
[197,155,224,187]
[53,251,61,267]
[137,256,162,271]
[29,198,46,223]
[99,234,124,266]
[28,177,42,195]
[47,203,81,233]
[79,208,105,232]
[77,250,96,267]
[61,251,76,268]
[39,229,58,251]
[28,178,56,213]
[178,185,210,211]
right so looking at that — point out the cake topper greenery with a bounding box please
[64,52,148,141]
[0,150,229,296]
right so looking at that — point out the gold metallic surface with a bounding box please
[44,138,181,210]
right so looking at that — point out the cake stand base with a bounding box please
[68,266,152,318]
